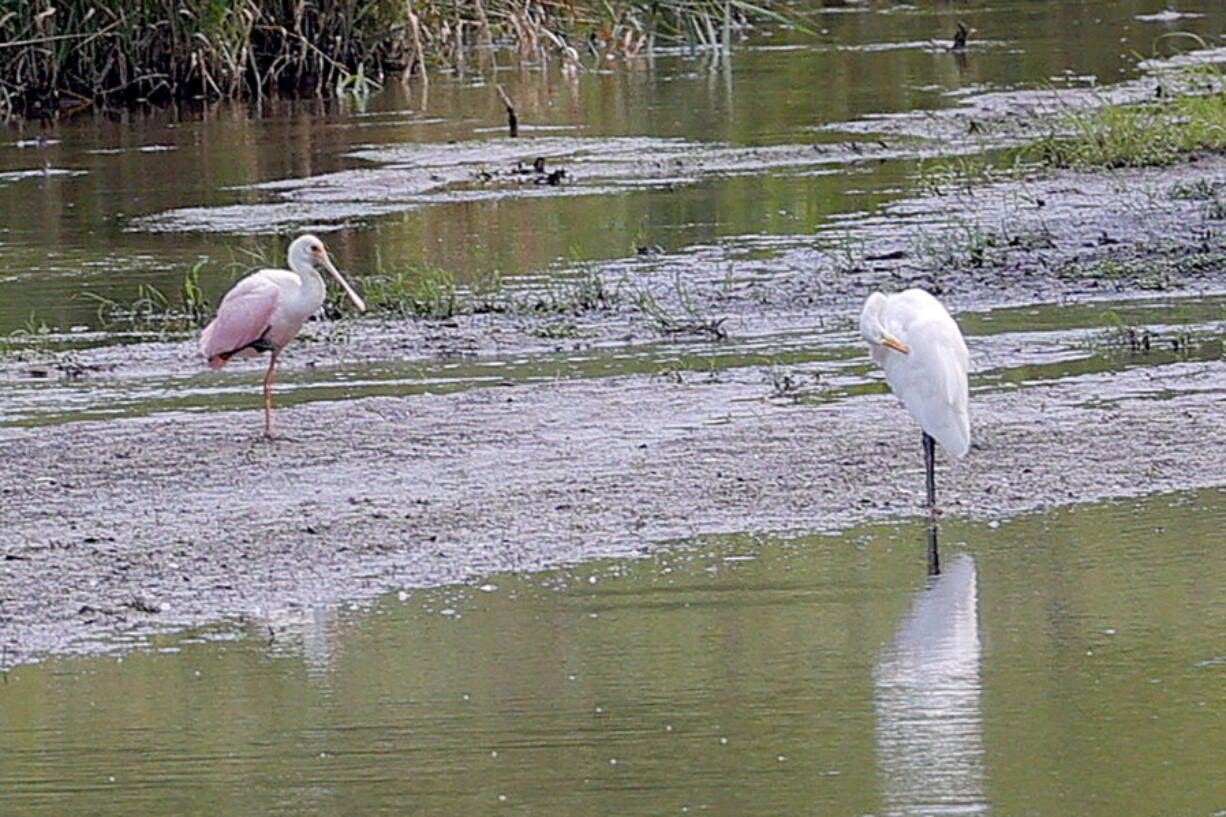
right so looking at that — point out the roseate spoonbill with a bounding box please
[860,288,970,513]
[199,234,366,438]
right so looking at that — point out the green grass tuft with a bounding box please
[82,260,211,335]
[1028,86,1226,169]
[358,264,461,320]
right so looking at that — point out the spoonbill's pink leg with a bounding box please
[262,350,280,439]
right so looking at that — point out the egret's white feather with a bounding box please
[860,288,970,457]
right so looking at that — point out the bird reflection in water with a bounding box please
[874,535,987,817]
[258,604,341,680]
[926,521,940,577]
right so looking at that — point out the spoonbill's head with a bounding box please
[288,234,330,274]
[288,234,367,312]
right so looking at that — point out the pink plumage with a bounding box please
[198,234,366,437]
[199,275,281,368]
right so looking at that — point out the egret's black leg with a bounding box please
[922,431,937,512]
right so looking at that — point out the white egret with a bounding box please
[860,288,969,512]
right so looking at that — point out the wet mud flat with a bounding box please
[6,148,1226,668]
[3,344,1226,670]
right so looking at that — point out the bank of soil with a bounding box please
[5,152,1226,669]
[4,342,1226,670]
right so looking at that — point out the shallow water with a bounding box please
[3,0,1226,336]
[3,292,1222,427]
[4,3,1226,812]
[2,488,1224,816]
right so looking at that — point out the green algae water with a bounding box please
[3,3,1226,813]
[2,489,1224,816]
[3,0,1226,335]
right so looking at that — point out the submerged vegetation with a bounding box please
[0,0,791,116]
[84,261,210,333]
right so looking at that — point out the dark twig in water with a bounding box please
[497,84,519,137]
[951,21,970,52]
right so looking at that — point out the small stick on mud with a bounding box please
[496,85,518,138]
[657,316,729,340]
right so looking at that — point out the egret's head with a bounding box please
[859,291,910,355]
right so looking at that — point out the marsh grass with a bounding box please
[67,247,627,337]
[909,219,1004,272]
[353,261,621,321]
[357,264,461,319]
[0,0,412,115]
[1028,63,1226,169]
[0,0,802,116]
[1167,179,1223,200]
[814,230,867,276]
[1166,178,1226,220]
[1087,309,1210,359]
[1204,197,1226,220]
[914,153,1028,197]
[1092,311,1154,354]
[1056,242,1226,290]
[83,260,211,335]
[634,277,728,339]
[1058,257,1174,291]
[0,313,57,360]
[531,319,586,339]
[764,366,822,403]
[514,267,622,314]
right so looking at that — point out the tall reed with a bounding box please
[0,0,411,114]
[0,0,788,116]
